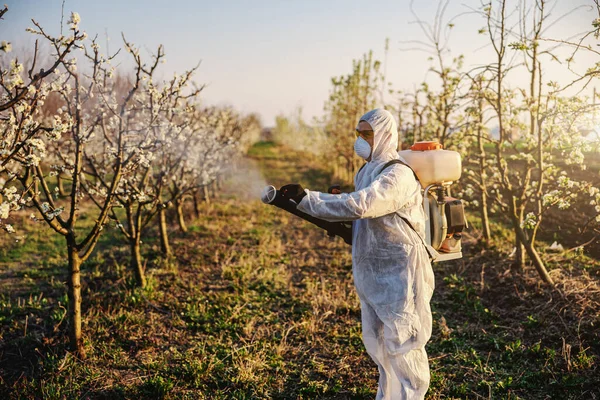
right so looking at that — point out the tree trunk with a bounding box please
[511,217,553,285]
[514,205,526,271]
[202,185,210,205]
[158,206,172,257]
[176,197,187,233]
[513,235,525,272]
[479,193,492,242]
[476,103,491,242]
[67,237,85,358]
[57,174,67,196]
[130,237,146,288]
[193,190,201,218]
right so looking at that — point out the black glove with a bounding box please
[280,183,306,203]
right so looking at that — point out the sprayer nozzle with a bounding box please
[261,185,277,204]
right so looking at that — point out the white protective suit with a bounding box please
[297,108,435,399]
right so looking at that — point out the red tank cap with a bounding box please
[410,141,443,151]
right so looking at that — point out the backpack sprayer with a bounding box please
[261,141,465,262]
[399,141,464,262]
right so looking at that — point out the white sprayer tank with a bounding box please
[398,141,461,187]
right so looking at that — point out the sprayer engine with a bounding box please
[424,184,465,262]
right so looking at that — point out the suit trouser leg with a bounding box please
[361,300,430,400]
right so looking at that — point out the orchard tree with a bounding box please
[81,39,204,286]
[390,0,600,285]
[155,106,248,255]
[459,74,495,242]
[0,6,79,233]
[0,11,209,356]
[2,12,114,357]
[474,0,600,284]
[238,112,262,154]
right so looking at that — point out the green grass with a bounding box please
[0,142,599,399]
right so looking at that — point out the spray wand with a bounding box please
[261,185,352,245]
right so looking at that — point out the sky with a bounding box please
[1,0,597,126]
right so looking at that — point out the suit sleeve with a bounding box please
[297,165,420,222]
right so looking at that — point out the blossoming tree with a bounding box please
[0,10,220,356]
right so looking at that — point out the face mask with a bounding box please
[354,136,372,160]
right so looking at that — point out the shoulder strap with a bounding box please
[358,159,419,181]
[357,163,367,175]
[378,159,419,182]
[399,215,435,259]
[377,159,436,260]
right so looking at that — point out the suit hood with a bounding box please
[357,108,398,163]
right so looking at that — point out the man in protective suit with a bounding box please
[280,108,435,399]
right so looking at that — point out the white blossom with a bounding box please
[0,202,9,219]
[0,40,12,53]
[68,12,81,30]
[521,213,537,230]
